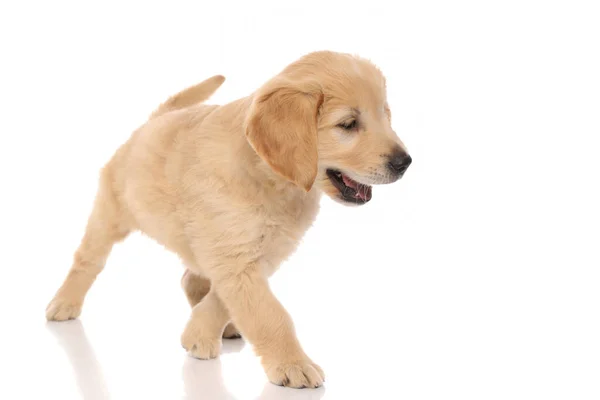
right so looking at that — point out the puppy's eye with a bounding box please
[337,119,358,131]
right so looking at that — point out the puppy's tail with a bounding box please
[150,75,225,118]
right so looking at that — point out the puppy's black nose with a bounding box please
[388,152,412,175]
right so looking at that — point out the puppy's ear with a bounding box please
[245,78,322,192]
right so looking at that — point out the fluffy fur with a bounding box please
[46,51,410,388]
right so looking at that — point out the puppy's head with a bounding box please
[245,51,411,205]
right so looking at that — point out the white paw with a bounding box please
[46,297,82,321]
[181,327,221,359]
[264,359,325,388]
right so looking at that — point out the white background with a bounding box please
[1,1,599,399]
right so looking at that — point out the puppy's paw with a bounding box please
[45,297,82,321]
[181,327,221,359]
[222,323,241,339]
[183,337,221,360]
[264,359,325,388]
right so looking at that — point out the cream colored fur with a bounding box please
[46,51,409,388]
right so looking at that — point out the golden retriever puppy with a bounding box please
[46,51,412,388]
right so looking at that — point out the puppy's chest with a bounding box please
[248,192,321,273]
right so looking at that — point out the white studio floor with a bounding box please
[1,1,599,399]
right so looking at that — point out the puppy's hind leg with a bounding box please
[181,269,211,307]
[46,168,130,321]
[181,269,241,339]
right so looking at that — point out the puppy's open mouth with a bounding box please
[326,169,373,204]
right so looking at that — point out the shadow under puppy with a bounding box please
[46,51,412,388]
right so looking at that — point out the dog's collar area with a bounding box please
[326,169,373,204]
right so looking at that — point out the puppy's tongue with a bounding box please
[342,174,371,201]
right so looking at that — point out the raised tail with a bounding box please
[150,75,225,118]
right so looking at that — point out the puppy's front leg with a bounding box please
[181,289,231,359]
[212,265,324,388]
